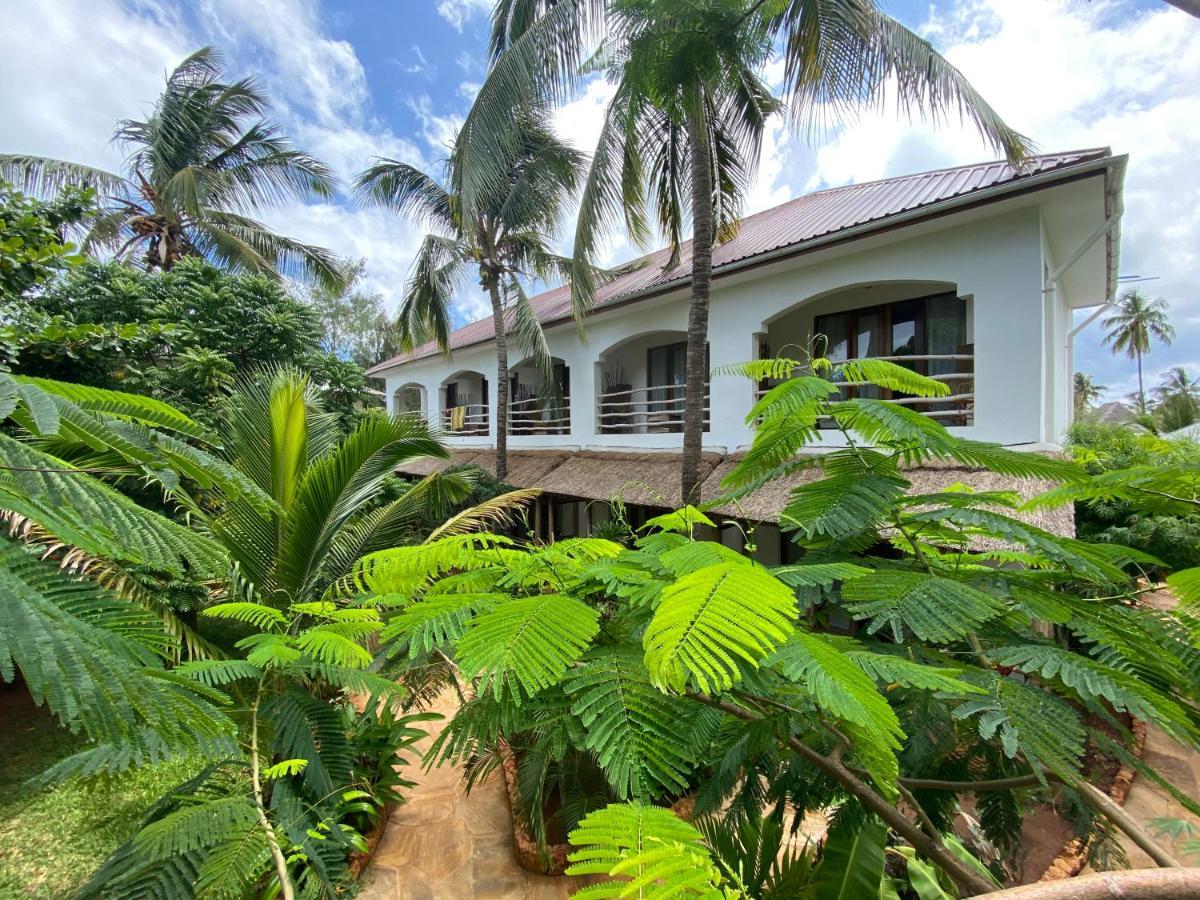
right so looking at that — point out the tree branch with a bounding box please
[967,867,1200,899]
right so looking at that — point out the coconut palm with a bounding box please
[0,47,342,289]
[1151,366,1199,433]
[474,0,1030,501]
[353,115,586,479]
[1074,371,1105,416]
[1103,289,1175,414]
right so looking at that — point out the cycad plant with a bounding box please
[354,113,587,479]
[0,47,342,289]
[1103,289,1175,414]
[363,356,1200,898]
[471,0,1030,501]
[0,367,486,897]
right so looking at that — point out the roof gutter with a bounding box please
[374,154,1124,374]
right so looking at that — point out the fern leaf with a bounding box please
[780,473,908,540]
[132,796,258,859]
[457,594,600,702]
[294,626,373,668]
[567,803,727,898]
[194,826,270,900]
[835,358,950,398]
[954,673,1085,782]
[642,505,716,535]
[380,592,502,657]
[840,571,1005,643]
[15,375,212,439]
[263,758,309,779]
[847,651,985,696]
[659,540,752,576]
[204,601,287,629]
[712,357,804,382]
[992,644,1197,742]
[176,659,263,687]
[644,562,797,693]
[1168,567,1200,607]
[773,562,872,587]
[566,648,698,799]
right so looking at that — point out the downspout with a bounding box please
[1049,160,1125,433]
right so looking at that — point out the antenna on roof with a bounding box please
[1117,275,1160,283]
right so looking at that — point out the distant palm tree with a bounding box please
[1074,371,1105,416]
[353,114,587,479]
[0,47,342,289]
[1102,289,1175,414]
[477,0,1030,502]
[1152,366,1199,433]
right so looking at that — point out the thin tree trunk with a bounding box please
[487,279,509,480]
[681,104,714,505]
[1137,349,1146,414]
[250,685,295,900]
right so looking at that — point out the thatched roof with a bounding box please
[533,451,723,508]
[394,448,1074,538]
[700,454,1075,538]
[395,449,487,478]
[470,450,574,487]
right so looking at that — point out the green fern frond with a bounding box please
[293,627,373,668]
[642,505,716,535]
[1168,568,1200,607]
[13,374,213,439]
[353,533,519,594]
[380,592,503,657]
[841,571,1006,643]
[769,631,903,748]
[745,375,839,426]
[713,357,804,382]
[457,594,600,702]
[834,359,950,398]
[132,796,258,859]
[943,440,1084,482]
[193,826,270,900]
[780,473,908,540]
[264,758,309,779]
[176,658,263,687]
[659,540,752,576]
[772,562,873,587]
[993,644,1197,742]
[567,802,731,898]
[644,562,797,693]
[566,648,698,799]
[204,601,287,629]
[847,651,985,696]
[954,673,1086,783]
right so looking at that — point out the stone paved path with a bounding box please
[357,692,599,899]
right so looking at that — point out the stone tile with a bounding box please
[471,844,529,898]
[357,865,402,899]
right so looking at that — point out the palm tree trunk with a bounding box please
[1137,349,1146,414]
[487,279,509,479]
[681,104,714,505]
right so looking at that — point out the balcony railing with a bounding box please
[508,394,571,435]
[755,354,975,426]
[597,383,711,434]
[441,403,489,435]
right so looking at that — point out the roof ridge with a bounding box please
[367,147,1116,375]
[793,147,1112,199]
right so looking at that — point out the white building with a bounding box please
[368,149,1124,548]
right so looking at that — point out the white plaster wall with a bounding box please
[381,206,1057,452]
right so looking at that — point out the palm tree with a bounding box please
[1151,366,1199,433]
[0,47,342,289]
[353,115,586,479]
[474,0,1030,501]
[1074,371,1105,417]
[1102,289,1175,414]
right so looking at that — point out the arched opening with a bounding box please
[439,370,489,435]
[392,383,426,418]
[759,280,974,426]
[595,331,709,434]
[508,355,571,435]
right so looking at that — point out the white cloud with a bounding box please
[0,0,189,172]
[437,0,491,32]
[788,0,1200,391]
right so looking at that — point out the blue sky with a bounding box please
[1,0,1197,404]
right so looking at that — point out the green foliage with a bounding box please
[0,180,91,299]
[644,562,797,693]
[11,257,376,429]
[566,802,735,899]
[810,817,886,900]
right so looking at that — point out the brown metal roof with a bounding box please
[369,148,1115,375]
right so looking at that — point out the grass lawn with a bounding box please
[0,683,197,899]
